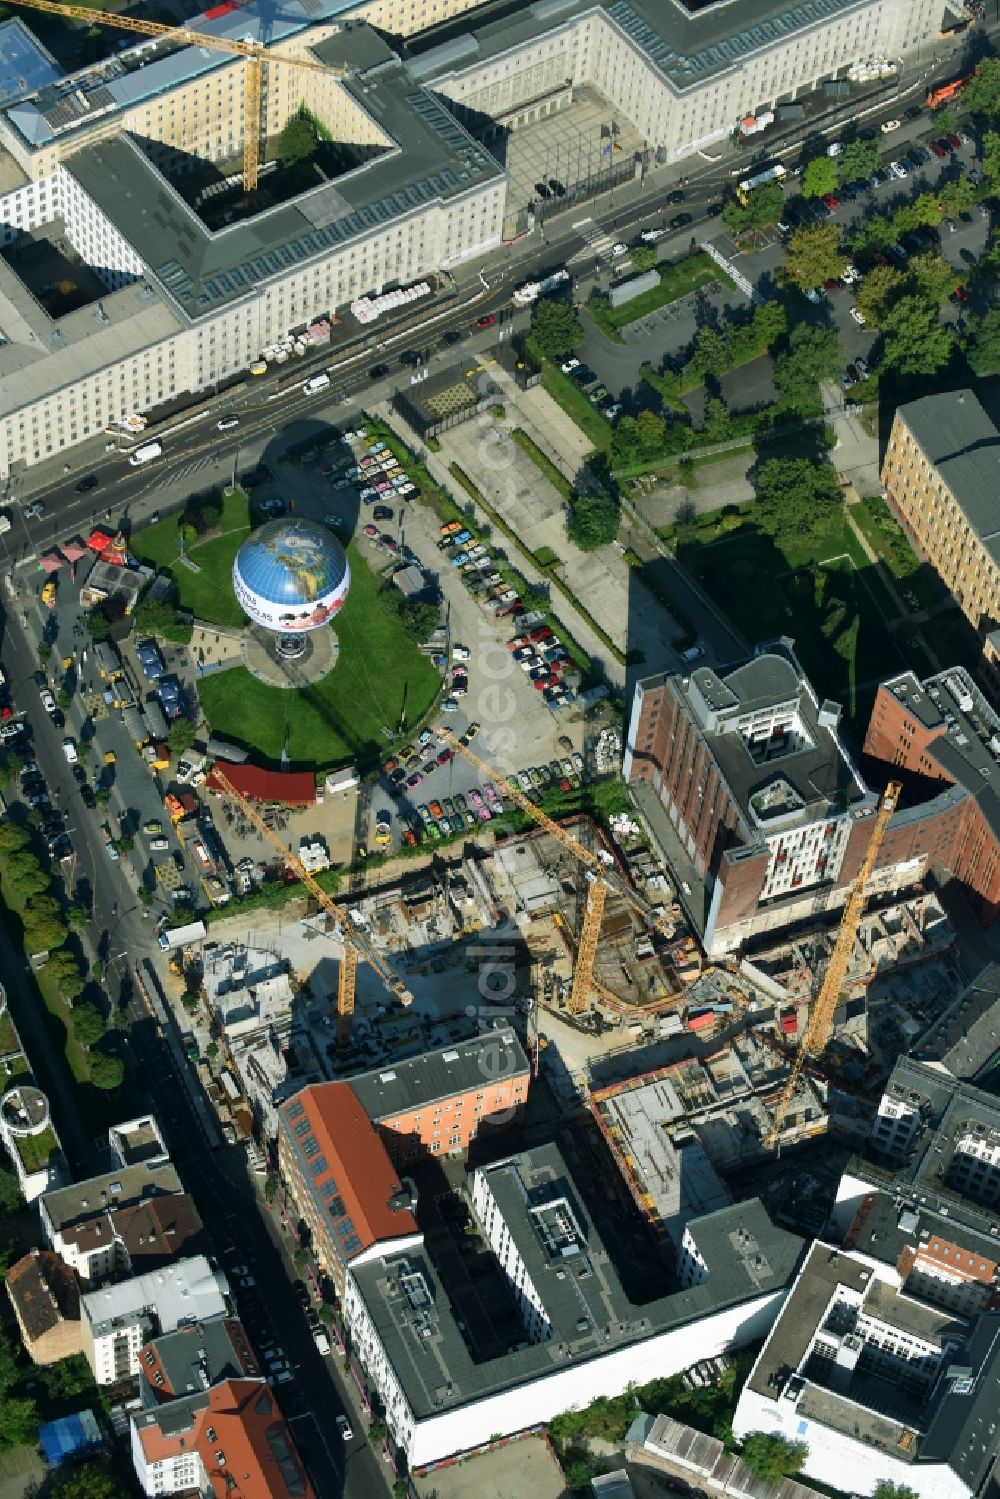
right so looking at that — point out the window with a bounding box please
[310,1155,328,1176]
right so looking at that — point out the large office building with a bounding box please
[344,1142,803,1469]
[882,392,1000,699]
[0,0,943,475]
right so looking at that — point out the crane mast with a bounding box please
[209,768,412,1043]
[763,781,901,1149]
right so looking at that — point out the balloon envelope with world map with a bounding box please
[232,518,351,635]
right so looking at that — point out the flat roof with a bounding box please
[348,1028,529,1121]
[65,26,503,324]
[913,962,1000,1083]
[42,1160,182,1233]
[0,19,60,108]
[895,391,1000,566]
[407,0,875,95]
[351,1148,801,1420]
[142,1316,259,1398]
[82,1254,228,1338]
[877,668,1000,841]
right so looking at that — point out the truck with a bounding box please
[143,698,169,742]
[927,75,969,109]
[128,440,163,467]
[512,268,569,306]
[313,1329,332,1355]
[303,373,331,395]
[157,920,208,952]
[122,705,149,746]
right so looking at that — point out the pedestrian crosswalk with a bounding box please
[572,216,631,271]
[145,451,224,489]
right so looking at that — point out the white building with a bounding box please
[40,1160,185,1285]
[732,1242,1000,1499]
[81,1255,229,1385]
[344,1143,802,1470]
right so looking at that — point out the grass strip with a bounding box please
[510,428,574,501]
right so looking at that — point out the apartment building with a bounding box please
[863,668,1000,925]
[733,1240,1000,1499]
[81,1255,229,1385]
[624,643,937,956]
[40,1164,204,1286]
[345,1144,802,1469]
[5,1250,82,1366]
[277,1083,421,1295]
[348,1028,530,1164]
[131,1378,313,1499]
[881,391,1000,696]
[137,1317,261,1405]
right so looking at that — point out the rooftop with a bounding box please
[139,1317,260,1403]
[42,1159,182,1234]
[876,668,1000,840]
[280,1083,418,1263]
[912,962,1000,1083]
[351,1148,801,1419]
[662,643,869,841]
[81,1254,228,1339]
[348,1028,530,1121]
[64,23,503,324]
[109,1114,169,1169]
[406,0,873,95]
[0,19,60,108]
[895,390,1000,566]
[5,1249,80,1342]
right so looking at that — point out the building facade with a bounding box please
[863,668,1000,925]
[881,392,1000,697]
[39,1161,191,1285]
[81,1255,229,1384]
[348,1028,530,1164]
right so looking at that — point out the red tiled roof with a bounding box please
[284,1083,417,1253]
[6,1250,80,1341]
[206,764,315,806]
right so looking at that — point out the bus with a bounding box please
[736,163,786,204]
[927,75,970,109]
[512,269,570,306]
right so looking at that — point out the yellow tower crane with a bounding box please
[13,0,348,190]
[438,729,677,1015]
[210,767,412,1043]
[763,780,901,1150]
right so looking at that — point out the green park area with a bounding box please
[136,488,440,767]
[667,462,908,724]
[588,251,733,340]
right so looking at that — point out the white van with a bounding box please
[129,440,162,467]
[304,373,331,394]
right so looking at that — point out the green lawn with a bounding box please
[676,507,907,722]
[134,489,250,627]
[849,495,945,611]
[540,362,612,454]
[197,540,440,769]
[589,252,731,338]
[15,1124,58,1175]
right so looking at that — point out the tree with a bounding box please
[872,1485,918,1499]
[531,297,583,359]
[755,456,841,530]
[23,911,69,954]
[962,57,1000,119]
[0,821,30,853]
[784,222,846,288]
[856,262,907,325]
[88,1049,125,1091]
[837,136,878,184]
[396,598,439,643]
[205,1041,220,1059]
[881,296,955,376]
[630,245,657,273]
[318,1303,335,1326]
[773,324,841,411]
[264,1174,279,1203]
[134,596,178,636]
[0,1394,38,1450]
[966,305,1000,374]
[3,851,48,899]
[801,155,839,199]
[634,409,667,457]
[982,130,1000,196]
[0,1165,24,1216]
[50,1463,128,1499]
[688,324,731,379]
[908,251,958,305]
[723,180,785,234]
[277,114,315,167]
[85,609,112,642]
[937,174,975,219]
[72,1002,106,1049]
[566,492,621,551]
[740,1433,808,1481]
[167,718,196,756]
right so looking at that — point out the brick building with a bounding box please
[862,666,1000,925]
[277,1084,420,1295]
[6,1249,82,1366]
[348,1029,530,1165]
[881,390,1000,697]
[624,644,935,956]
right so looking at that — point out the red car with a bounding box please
[945,132,962,150]
[822,278,841,292]
[529,626,553,643]
[950,285,970,303]
[476,314,497,329]
[823,193,839,210]
[930,141,948,158]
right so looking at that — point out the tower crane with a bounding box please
[209,767,412,1043]
[14,0,348,190]
[763,780,901,1150]
[438,729,678,1016]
